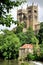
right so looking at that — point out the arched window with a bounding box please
[28,10,31,13]
[34,10,37,13]
[23,15,27,20]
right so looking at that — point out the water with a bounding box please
[0,60,43,65]
[33,61,43,65]
[0,60,18,65]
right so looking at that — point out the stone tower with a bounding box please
[17,3,40,32]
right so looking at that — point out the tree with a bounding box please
[0,0,26,26]
[17,32,27,45]
[0,14,15,26]
[38,22,43,44]
[0,34,5,59]
[0,30,21,59]
[0,0,26,16]
[40,22,43,29]
[26,27,38,44]
[17,27,38,45]
[16,23,24,33]
[39,43,43,61]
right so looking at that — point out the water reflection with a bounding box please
[0,60,18,65]
[0,60,33,65]
[0,60,43,65]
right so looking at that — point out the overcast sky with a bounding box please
[0,0,43,31]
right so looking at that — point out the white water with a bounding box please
[33,61,43,65]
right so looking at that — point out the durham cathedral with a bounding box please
[17,3,40,33]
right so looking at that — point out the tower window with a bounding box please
[18,13,22,15]
[23,15,27,20]
[19,17,22,21]
[28,10,31,13]
[35,15,37,19]
[34,10,37,13]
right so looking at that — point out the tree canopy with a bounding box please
[0,0,26,16]
[17,27,38,45]
[38,22,43,44]
[0,30,21,59]
[0,0,26,26]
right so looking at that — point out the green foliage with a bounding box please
[39,43,43,60]
[0,34,4,46]
[21,63,24,65]
[0,0,26,26]
[17,32,27,45]
[0,0,26,16]
[16,25,23,33]
[16,23,24,33]
[38,22,43,44]
[0,14,15,26]
[26,43,43,61]
[17,26,38,45]
[30,43,43,61]
[27,53,35,61]
[0,30,21,59]
[25,27,38,44]
[40,22,43,29]
[21,62,29,65]
[27,52,42,61]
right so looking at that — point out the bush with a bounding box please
[27,53,35,61]
[0,30,21,59]
[21,63,24,65]
[27,53,40,61]
[21,62,29,65]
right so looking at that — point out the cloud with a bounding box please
[6,23,17,31]
[28,0,43,7]
[9,7,17,21]
[38,6,43,22]
[0,31,4,34]
[0,23,17,31]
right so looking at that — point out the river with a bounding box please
[0,60,43,65]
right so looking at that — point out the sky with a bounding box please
[0,0,43,31]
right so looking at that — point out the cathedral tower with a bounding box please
[17,3,40,32]
[27,3,38,30]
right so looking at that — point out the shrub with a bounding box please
[27,53,35,61]
[21,63,24,65]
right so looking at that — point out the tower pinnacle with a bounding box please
[32,2,34,6]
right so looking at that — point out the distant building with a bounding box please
[17,3,40,33]
[19,44,33,58]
